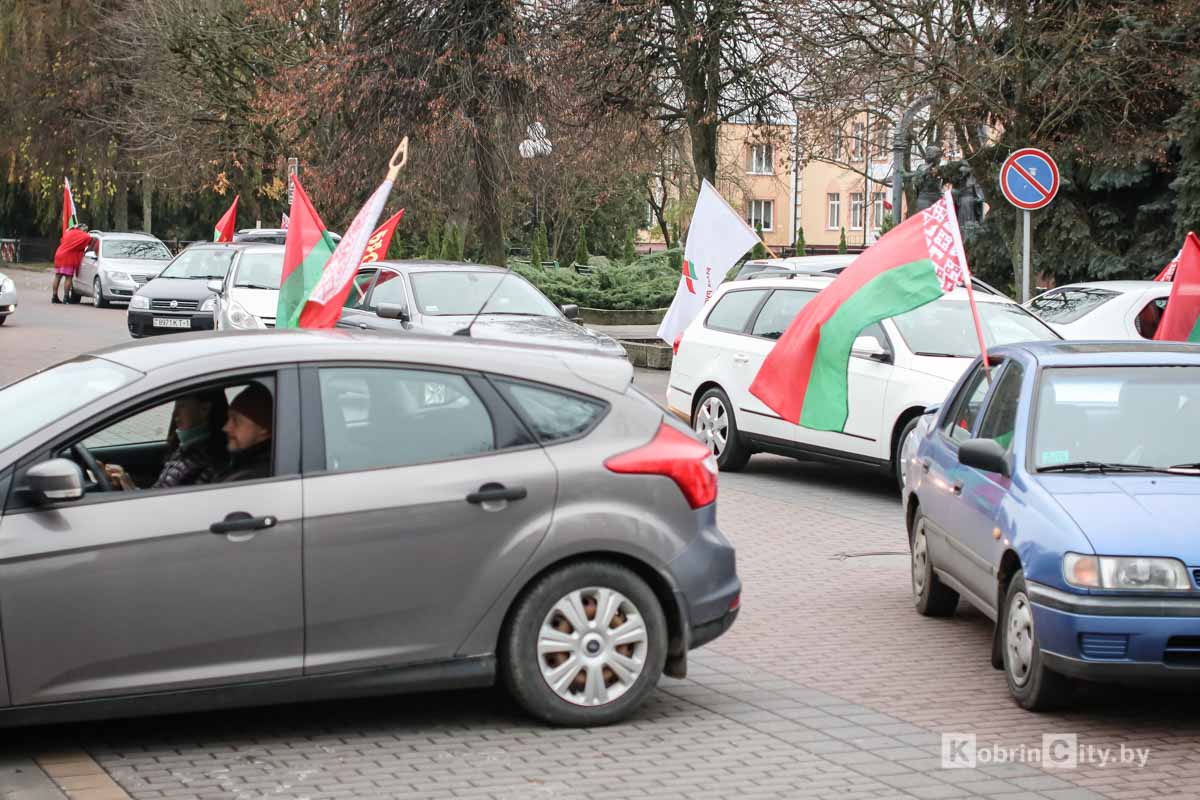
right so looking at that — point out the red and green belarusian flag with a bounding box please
[276,177,338,329]
[751,191,987,431]
[1153,232,1200,342]
[62,178,78,236]
[214,195,239,242]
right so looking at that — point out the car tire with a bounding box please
[501,561,668,727]
[93,277,110,309]
[1002,570,1072,711]
[0,315,6,326]
[66,285,82,304]
[693,387,751,472]
[910,509,959,617]
[894,416,921,489]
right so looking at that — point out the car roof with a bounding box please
[89,231,162,241]
[994,340,1200,367]
[722,276,1016,304]
[88,329,632,392]
[373,260,505,274]
[744,255,858,269]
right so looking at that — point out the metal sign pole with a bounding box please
[1022,210,1031,303]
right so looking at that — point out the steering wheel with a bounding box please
[73,442,113,492]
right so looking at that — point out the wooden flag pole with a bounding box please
[388,137,410,180]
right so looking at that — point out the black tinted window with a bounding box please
[978,362,1024,449]
[344,271,375,309]
[1028,287,1119,324]
[942,365,992,443]
[706,290,766,333]
[751,289,817,339]
[497,380,605,442]
[318,368,495,471]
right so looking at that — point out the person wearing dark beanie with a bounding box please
[218,382,273,482]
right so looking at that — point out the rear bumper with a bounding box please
[127,309,214,338]
[668,505,740,651]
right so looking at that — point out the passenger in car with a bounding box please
[218,383,273,482]
[103,390,230,490]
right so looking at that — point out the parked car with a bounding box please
[127,243,241,338]
[902,340,1200,710]
[210,244,284,330]
[0,330,738,727]
[70,231,173,308]
[733,255,856,281]
[232,228,342,246]
[1026,281,1172,340]
[667,274,1060,484]
[0,270,16,325]
[338,261,628,356]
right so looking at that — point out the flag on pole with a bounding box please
[214,195,239,242]
[276,177,338,329]
[1154,244,1185,282]
[751,190,986,431]
[281,212,290,231]
[297,181,396,329]
[358,211,405,266]
[657,179,761,344]
[1153,232,1200,342]
[62,178,78,237]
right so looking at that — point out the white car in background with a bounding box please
[0,270,17,325]
[1025,280,1171,340]
[210,244,284,330]
[667,274,1060,485]
[74,231,173,308]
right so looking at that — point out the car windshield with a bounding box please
[159,248,237,280]
[409,271,559,317]
[234,251,283,289]
[102,239,171,260]
[1027,287,1120,324]
[0,358,141,451]
[892,300,1058,357]
[1033,366,1200,471]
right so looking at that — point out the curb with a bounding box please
[0,756,67,800]
[32,753,131,800]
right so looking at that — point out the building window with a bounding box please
[831,130,844,161]
[749,143,774,175]
[826,193,841,230]
[872,192,887,229]
[874,125,890,158]
[747,199,774,232]
[851,123,865,161]
[850,193,865,230]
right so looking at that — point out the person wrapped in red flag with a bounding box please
[1153,232,1200,342]
[52,223,92,304]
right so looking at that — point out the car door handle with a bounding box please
[732,354,750,364]
[466,483,527,504]
[210,512,277,535]
[952,480,964,495]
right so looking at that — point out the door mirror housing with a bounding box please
[958,438,1010,477]
[852,335,891,363]
[560,303,581,321]
[376,302,409,321]
[26,458,85,505]
[206,279,224,295]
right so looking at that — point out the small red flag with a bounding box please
[1153,232,1200,342]
[213,195,240,243]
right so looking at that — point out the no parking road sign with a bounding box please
[1000,148,1059,211]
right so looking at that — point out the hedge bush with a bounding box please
[514,248,684,310]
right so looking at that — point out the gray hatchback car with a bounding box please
[0,331,739,727]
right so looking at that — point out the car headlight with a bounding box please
[225,300,263,330]
[0,277,13,293]
[200,296,217,313]
[130,295,150,310]
[1064,552,1191,591]
[107,271,131,283]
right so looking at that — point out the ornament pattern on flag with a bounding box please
[920,199,965,292]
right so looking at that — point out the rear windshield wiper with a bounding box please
[1168,462,1200,473]
[1038,461,1172,474]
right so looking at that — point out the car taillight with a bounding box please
[672,332,683,355]
[605,422,718,509]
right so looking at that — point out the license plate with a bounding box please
[152,317,191,329]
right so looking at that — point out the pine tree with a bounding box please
[452,224,466,261]
[622,228,636,263]
[751,223,768,259]
[536,223,550,265]
[575,224,589,266]
[440,222,456,260]
[530,230,543,269]
[425,224,442,259]
[794,227,806,256]
[878,213,895,236]
[838,227,848,254]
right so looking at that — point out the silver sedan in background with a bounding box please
[0,270,16,324]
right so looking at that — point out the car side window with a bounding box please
[706,289,767,333]
[1134,297,1168,340]
[495,380,605,442]
[318,367,495,472]
[941,365,995,443]
[750,289,817,339]
[84,404,173,448]
[369,271,407,311]
[977,362,1024,450]
[851,322,891,360]
[344,270,376,309]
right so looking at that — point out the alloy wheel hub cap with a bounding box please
[695,397,729,457]
[538,587,648,707]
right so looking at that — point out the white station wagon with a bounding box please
[667,274,1060,484]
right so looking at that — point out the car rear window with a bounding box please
[751,289,817,339]
[495,380,606,442]
[1028,287,1120,324]
[706,289,766,333]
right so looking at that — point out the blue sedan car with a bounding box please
[902,341,1200,710]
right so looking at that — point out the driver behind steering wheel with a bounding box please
[102,390,229,491]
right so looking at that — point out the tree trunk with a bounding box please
[689,120,718,188]
[472,121,505,267]
[113,172,129,231]
[141,174,153,234]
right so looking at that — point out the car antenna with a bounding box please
[454,264,515,337]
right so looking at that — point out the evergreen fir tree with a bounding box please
[575,224,589,266]
[622,228,636,263]
[838,227,848,254]
[795,227,806,256]
[440,222,456,261]
[751,223,768,259]
[878,214,895,236]
[425,224,442,259]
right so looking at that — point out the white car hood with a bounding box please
[905,354,975,383]
[102,257,168,276]
[228,287,279,322]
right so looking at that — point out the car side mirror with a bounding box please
[206,279,224,295]
[83,251,97,260]
[958,438,1010,477]
[852,335,891,363]
[26,458,85,505]
[560,303,581,321]
[376,302,409,321]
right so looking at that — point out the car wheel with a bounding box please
[93,277,110,309]
[0,315,6,326]
[66,285,82,304]
[693,387,750,471]
[1002,570,1072,711]
[501,561,667,726]
[911,510,959,617]
[894,416,921,489]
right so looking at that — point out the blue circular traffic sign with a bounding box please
[999,148,1059,211]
